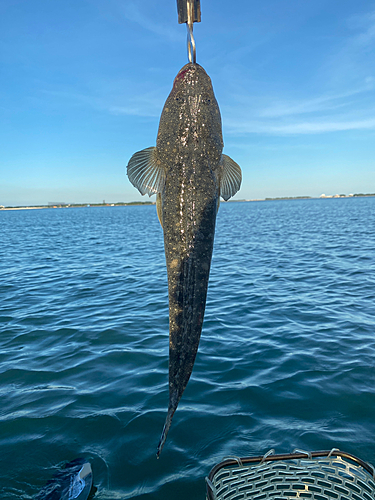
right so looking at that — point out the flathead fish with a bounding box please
[127,63,242,456]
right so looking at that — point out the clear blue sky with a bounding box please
[1,0,375,206]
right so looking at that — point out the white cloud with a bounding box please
[258,85,374,119]
[221,7,375,138]
[321,9,375,88]
[268,118,375,134]
[347,10,375,47]
[119,2,180,41]
[108,104,160,117]
[38,79,165,118]
[225,116,375,135]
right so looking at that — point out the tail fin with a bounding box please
[156,407,175,458]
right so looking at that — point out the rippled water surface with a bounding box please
[1,198,375,499]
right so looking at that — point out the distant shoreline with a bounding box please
[1,201,156,211]
[1,194,375,211]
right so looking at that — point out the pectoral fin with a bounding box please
[127,147,165,197]
[220,154,242,201]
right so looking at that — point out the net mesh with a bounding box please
[207,451,375,500]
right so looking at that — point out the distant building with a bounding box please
[320,193,348,199]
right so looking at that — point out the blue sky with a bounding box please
[1,0,375,206]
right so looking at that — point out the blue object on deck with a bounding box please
[35,458,93,500]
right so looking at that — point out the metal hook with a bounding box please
[177,0,201,64]
[177,0,201,24]
[187,4,196,64]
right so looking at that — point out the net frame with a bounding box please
[206,449,375,500]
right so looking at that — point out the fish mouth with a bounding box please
[173,63,209,88]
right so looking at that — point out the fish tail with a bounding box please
[156,408,174,458]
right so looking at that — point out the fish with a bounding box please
[127,63,242,456]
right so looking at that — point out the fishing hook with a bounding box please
[187,0,196,63]
[177,0,201,64]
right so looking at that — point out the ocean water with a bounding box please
[0,197,374,499]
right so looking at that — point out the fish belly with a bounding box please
[162,165,218,410]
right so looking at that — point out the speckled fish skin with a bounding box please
[126,62,241,457]
[156,63,222,455]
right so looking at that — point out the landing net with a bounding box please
[206,449,375,500]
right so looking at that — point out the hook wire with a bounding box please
[186,0,196,63]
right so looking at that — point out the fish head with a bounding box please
[157,63,223,162]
